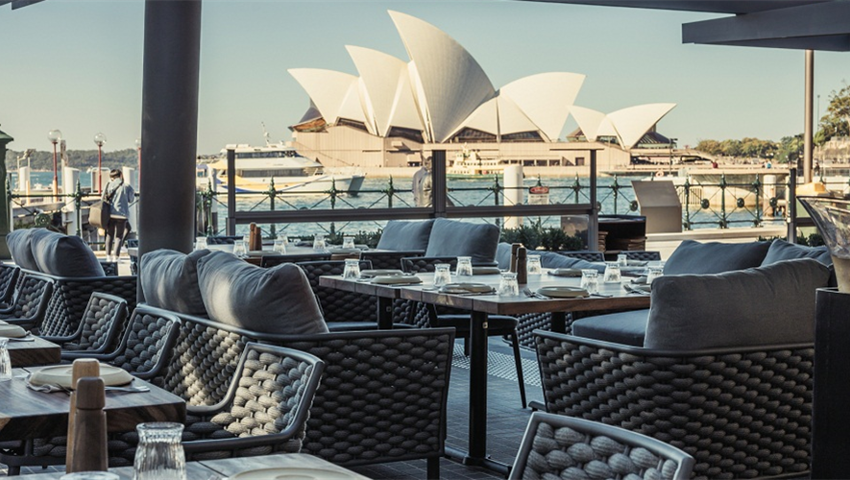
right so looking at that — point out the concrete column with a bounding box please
[62,167,80,236]
[139,0,202,264]
[503,165,523,229]
[804,49,814,183]
[0,129,12,258]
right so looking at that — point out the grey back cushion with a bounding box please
[140,249,211,315]
[495,243,603,272]
[197,251,328,335]
[424,218,500,264]
[664,240,770,275]
[30,229,105,277]
[762,239,832,266]
[7,229,39,271]
[377,220,434,251]
[645,258,830,350]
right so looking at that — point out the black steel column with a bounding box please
[812,288,850,478]
[588,149,599,251]
[432,150,447,218]
[138,0,202,276]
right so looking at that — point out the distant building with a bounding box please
[289,11,677,172]
[816,136,850,163]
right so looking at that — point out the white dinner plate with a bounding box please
[230,467,362,480]
[537,286,589,298]
[29,363,133,389]
[439,283,495,294]
[371,275,422,285]
[359,269,404,278]
[0,324,27,338]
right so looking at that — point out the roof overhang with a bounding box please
[0,0,46,10]
[520,0,850,52]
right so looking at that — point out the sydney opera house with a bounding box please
[288,11,677,172]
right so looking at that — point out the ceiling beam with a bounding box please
[683,1,850,51]
[521,0,829,15]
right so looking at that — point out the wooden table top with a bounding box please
[320,270,651,316]
[21,453,372,479]
[0,367,186,442]
[7,336,61,367]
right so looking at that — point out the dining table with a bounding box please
[5,335,60,367]
[319,268,651,474]
[19,452,372,479]
[0,366,186,442]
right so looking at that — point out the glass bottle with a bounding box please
[134,423,186,480]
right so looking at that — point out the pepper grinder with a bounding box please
[510,243,522,273]
[516,247,528,285]
[69,377,108,473]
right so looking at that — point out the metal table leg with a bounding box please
[376,296,393,329]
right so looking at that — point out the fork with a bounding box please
[521,287,544,299]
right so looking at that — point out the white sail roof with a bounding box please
[607,103,677,149]
[500,72,585,141]
[389,10,495,143]
[288,68,365,126]
[452,97,499,137]
[570,106,609,141]
[497,95,541,136]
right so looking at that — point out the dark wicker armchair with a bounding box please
[555,250,605,262]
[360,249,424,270]
[0,264,20,309]
[511,412,695,480]
[261,253,332,268]
[0,273,54,332]
[534,330,814,479]
[38,273,137,339]
[40,292,128,359]
[296,259,381,330]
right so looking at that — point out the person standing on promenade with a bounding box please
[102,169,135,261]
[412,155,432,207]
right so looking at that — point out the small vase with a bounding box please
[133,422,186,480]
[798,196,850,292]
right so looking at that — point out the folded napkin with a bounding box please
[371,275,422,285]
[0,324,28,338]
[548,268,582,278]
[360,269,405,278]
[472,267,501,275]
[623,283,651,294]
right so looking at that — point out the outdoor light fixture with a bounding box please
[47,129,61,196]
[93,132,107,192]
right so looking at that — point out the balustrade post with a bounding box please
[572,174,581,204]
[268,179,276,239]
[329,178,338,210]
[74,181,83,237]
[683,178,691,230]
[612,175,620,214]
[386,177,394,208]
[720,174,728,228]
[205,182,215,236]
[753,176,762,227]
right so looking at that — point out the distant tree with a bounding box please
[815,82,850,145]
[695,139,722,156]
[775,134,804,164]
[5,149,139,171]
[720,139,742,158]
[741,137,777,160]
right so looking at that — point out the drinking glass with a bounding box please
[134,422,186,480]
[342,236,356,249]
[313,235,328,252]
[343,259,361,280]
[433,264,452,287]
[0,338,11,382]
[580,269,599,294]
[647,266,664,284]
[456,256,473,277]
[60,473,119,480]
[194,236,207,251]
[617,253,628,266]
[527,255,542,275]
[242,234,250,245]
[497,272,519,296]
[602,262,621,283]
[273,239,287,254]
[232,240,247,258]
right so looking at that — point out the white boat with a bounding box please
[197,143,365,195]
[447,146,509,179]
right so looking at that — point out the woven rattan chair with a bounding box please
[534,329,815,479]
[181,342,325,460]
[623,250,662,261]
[261,253,332,268]
[0,273,54,332]
[296,259,385,331]
[510,412,695,480]
[37,273,137,339]
[554,250,605,262]
[40,292,128,359]
[205,235,243,245]
[360,249,424,270]
[0,264,21,309]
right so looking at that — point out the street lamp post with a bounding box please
[93,132,107,192]
[47,129,62,197]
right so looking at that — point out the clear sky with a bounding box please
[0,0,847,154]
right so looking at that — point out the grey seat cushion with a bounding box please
[7,229,39,271]
[424,219,499,264]
[376,220,434,251]
[645,258,831,350]
[571,309,649,347]
[664,240,770,275]
[140,249,211,315]
[30,229,105,277]
[761,239,832,266]
[495,243,604,272]
[197,251,328,335]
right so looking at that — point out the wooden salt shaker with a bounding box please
[516,247,528,285]
[68,377,108,473]
[65,359,100,471]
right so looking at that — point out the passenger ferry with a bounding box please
[447,146,509,180]
[197,142,365,195]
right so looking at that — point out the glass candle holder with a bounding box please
[497,272,519,296]
[194,237,207,251]
[273,239,287,254]
[647,266,664,284]
[580,269,599,294]
[433,264,452,287]
[343,259,361,280]
[0,338,11,382]
[134,423,186,480]
[527,255,542,275]
[312,235,327,252]
[456,256,473,277]
[342,236,356,249]
[232,240,247,258]
[602,262,621,283]
[617,253,628,266]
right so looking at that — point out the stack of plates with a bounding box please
[360,269,404,278]
[29,364,134,389]
[371,275,422,285]
[230,467,360,480]
[439,283,495,294]
[0,324,27,338]
[536,286,589,298]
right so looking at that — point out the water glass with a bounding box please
[617,253,628,266]
[232,240,247,258]
[60,473,119,480]
[242,234,250,245]
[603,262,621,283]
[0,338,11,382]
[580,269,599,294]
[342,236,356,249]
[194,236,207,251]
[497,272,520,296]
[343,259,361,280]
[313,235,328,252]
[456,256,473,277]
[433,264,452,287]
[134,422,186,480]
[647,266,664,284]
[273,238,287,254]
[527,255,542,275]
